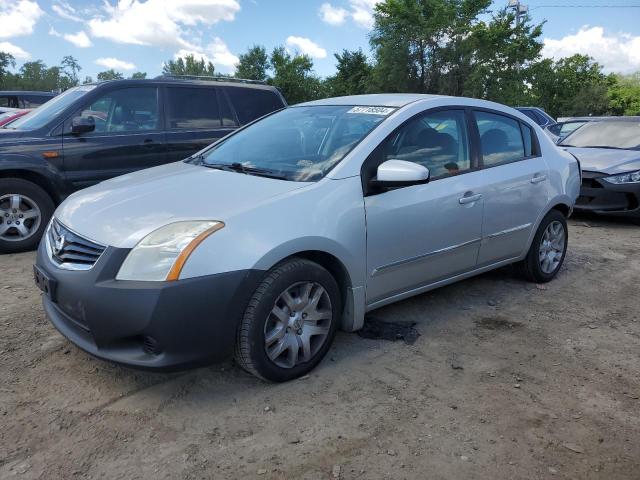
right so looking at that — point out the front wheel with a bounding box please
[0,179,54,254]
[235,258,341,382]
[516,209,568,283]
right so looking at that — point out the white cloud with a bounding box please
[88,0,240,49]
[0,41,30,59]
[52,0,82,22]
[95,57,136,71]
[286,36,327,59]
[319,3,348,25]
[543,26,640,74]
[0,0,43,38]
[64,30,92,48]
[319,0,380,29]
[173,37,239,72]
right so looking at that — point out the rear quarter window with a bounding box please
[226,87,284,125]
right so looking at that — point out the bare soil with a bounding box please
[1,215,639,479]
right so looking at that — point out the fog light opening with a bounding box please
[142,336,161,356]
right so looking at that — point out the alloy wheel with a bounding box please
[0,194,41,242]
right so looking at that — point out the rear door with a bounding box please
[61,86,166,190]
[163,86,236,162]
[473,110,550,266]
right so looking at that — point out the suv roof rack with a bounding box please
[154,74,267,85]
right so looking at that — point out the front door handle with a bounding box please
[459,193,482,205]
[531,173,548,184]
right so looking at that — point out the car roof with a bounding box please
[0,91,55,96]
[298,93,446,108]
[87,78,279,91]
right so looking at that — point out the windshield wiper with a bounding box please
[204,162,287,180]
[580,145,627,150]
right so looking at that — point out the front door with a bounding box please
[472,110,550,265]
[61,86,166,190]
[364,109,484,305]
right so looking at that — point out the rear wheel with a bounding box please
[516,209,568,283]
[0,179,54,253]
[235,258,341,382]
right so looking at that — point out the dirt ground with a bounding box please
[1,214,639,480]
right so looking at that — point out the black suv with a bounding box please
[0,77,286,252]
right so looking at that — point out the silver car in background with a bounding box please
[34,94,581,382]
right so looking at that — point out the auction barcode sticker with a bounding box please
[347,106,395,115]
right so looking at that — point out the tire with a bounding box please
[235,258,341,382]
[516,209,568,283]
[0,178,55,254]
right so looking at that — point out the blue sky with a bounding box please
[1,0,639,81]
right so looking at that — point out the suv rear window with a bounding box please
[166,87,221,129]
[226,87,284,125]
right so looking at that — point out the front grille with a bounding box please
[48,219,106,269]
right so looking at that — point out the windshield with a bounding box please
[197,105,394,181]
[6,85,96,131]
[559,120,640,150]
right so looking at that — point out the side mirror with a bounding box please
[371,159,430,188]
[71,116,95,135]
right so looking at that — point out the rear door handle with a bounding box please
[531,173,547,184]
[459,193,482,205]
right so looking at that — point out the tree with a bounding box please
[370,0,492,94]
[463,8,544,105]
[82,76,94,84]
[162,54,215,76]
[130,72,147,79]
[269,47,324,104]
[97,69,124,81]
[235,45,269,81]
[0,52,15,89]
[61,55,81,86]
[530,55,609,118]
[608,72,640,116]
[325,49,373,96]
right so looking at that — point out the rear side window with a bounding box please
[226,87,284,125]
[0,96,19,108]
[166,87,221,129]
[474,111,525,167]
[521,123,534,157]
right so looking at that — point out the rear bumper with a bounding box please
[36,240,264,371]
[575,171,640,218]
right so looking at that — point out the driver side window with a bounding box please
[66,87,159,134]
[383,109,472,179]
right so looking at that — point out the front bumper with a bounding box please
[575,171,640,218]
[36,240,263,371]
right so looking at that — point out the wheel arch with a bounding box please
[0,168,61,204]
[254,241,365,332]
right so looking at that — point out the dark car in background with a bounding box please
[515,107,557,129]
[0,91,56,110]
[559,117,640,222]
[0,77,286,252]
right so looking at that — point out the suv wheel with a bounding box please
[0,179,54,253]
[235,258,341,382]
[516,209,568,283]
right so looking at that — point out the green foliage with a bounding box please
[0,52,16,88]
[608,72,640,116]
[235,45,269,81]
[97,69,124,81]
[269,47,324,104]
[130,72,147,79]
[163,55,215,76]
[325,49,373,96]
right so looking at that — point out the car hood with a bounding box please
[56,161,312,248]
[0,129,25,140]
[564,147,640,175]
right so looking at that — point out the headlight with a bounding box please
[602,170,640,184]
[116,221,224,281]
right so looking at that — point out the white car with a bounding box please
[34,94,581,382]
